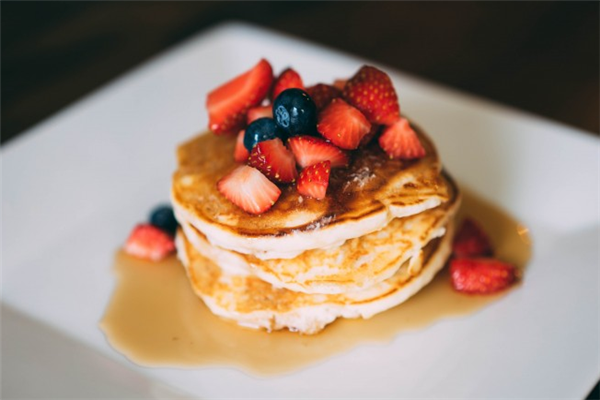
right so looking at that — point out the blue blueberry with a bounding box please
[243,118,283,151]
[273,89,317,137]
[149,205,178,236]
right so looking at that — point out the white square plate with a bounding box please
[3,22,599,398]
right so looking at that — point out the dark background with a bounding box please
[2,1,599,397]
[2,2,598,145]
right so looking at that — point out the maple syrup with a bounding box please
[100,188,531,375]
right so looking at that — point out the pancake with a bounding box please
[180,173,460,294]
[176,222,454,334]
[172,120,450,260]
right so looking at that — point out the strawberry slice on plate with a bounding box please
[246,105,273,124]
[317,98,371,150]
[306,83,341,110]
[124,224,175,261]
[297,161,331,200]
[207,59,273,135]
[343,65,400,125]
[378,118,426,159]
[233,130,249,163]
[450,258,518,295]
[272,68,304,100]
[288,135,349,169]
[248,138,298,183]
[217,165,281,215]
[453,218,494,258]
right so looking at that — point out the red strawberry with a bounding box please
[306,84,342,110]
[453,218,494,258]
[316,98,371,150]
[124,224,175,261]
[343,65,400,125]
[450,258,517,294]
[246,105,273,124]
[234,130,249,163]
[248,138,298,183]
[217,165,281,215]
[333,78,347,91]
[378,118,426,159]
[207,59,274,135]
[272,68,304,100]
[297,161,331,200]
[288,136,349,169]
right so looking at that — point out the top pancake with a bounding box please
[172,120,450,259]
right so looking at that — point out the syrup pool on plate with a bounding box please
[100,188,531,375]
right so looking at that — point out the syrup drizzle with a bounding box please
[100,189,531,375]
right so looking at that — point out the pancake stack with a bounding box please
[172,121,461,334]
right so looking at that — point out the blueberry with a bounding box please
[149,205,178,236]
[273,88,317,137]
[243,118,283,151]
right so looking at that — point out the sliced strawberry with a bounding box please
[316,98,371,150]
[288,135,349,169]
[333,78,347,91]
[271,68,304,100]
[234,130,249,163]
[453,218,494,258]
[124,224,175,261]
[246,105,273,124]
[217,165,281,215]
[306,83,342,110]
[248,138,298,183]
[207,59,274,135]
[378,118,426,159]
[343,65,400,125]
[450,258,517,295]
[297,161,331,200]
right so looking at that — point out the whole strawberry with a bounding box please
[343,65,400,125]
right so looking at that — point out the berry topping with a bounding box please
[217,165,281,215]
[305,84,342,110]
[248,138,298,183]
[453,218,494,258]
[273,88,317,137]
[378,118,426,159]
[243,118,283,151]
[297,161,331,200]
[316,98,371,150]
[247,105,273,124]
[207,59,274,135]
[234,130,250,162]
[333,78,347,91]
[124,224,175,261]
[272,68,305,101]
[149,205,179,236]
[288,135,349,169]
[343,65,400,125]
[450,258,517,295]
